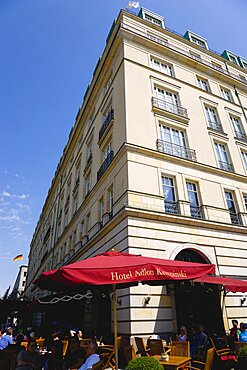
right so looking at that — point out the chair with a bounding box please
[134,337,149,356]
[101,336,122,370]
[209,337,236,368]
[170,341,190,357]
[147,338,166,355]
[184,348,214,370]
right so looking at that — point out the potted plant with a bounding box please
[126,356,164,370]
[238,346,247,370]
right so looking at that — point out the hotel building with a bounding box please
[25,7,247,340]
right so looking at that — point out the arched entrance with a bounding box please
[174,248,225,336]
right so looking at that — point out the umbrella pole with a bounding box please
[112,284,118,370]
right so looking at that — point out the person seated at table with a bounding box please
[45,331,64,370]
[78,341,100,370]
[239,323,247,342]
[176,326,187,342]
[190,324,208,358]
[16,337,41,370]
[63,336,85,369]
[0,327,13,350]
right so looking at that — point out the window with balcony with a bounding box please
[186,182,202,218]
[215,142,233,171]
[151,58,174,76]
[197,77,210,91]
[220,87,233,102]
[99,108,114,141]
[225,191,240,224]
[243,194,247,211]
[241,151,247,170]
[162,176,178,214]
[230,116,246,140]
[158,124,196,161]
[153,86,188,118]
[205,106,222,132]
[97,142,114,180]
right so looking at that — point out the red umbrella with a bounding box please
[34,251,215,369]
[194,275,247,293]
[34,251,215,289]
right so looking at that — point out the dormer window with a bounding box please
[184,31,208,50]
[138,8,165,28]
[238,57,247,69]
[221,50,239,65]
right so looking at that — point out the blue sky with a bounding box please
[0,0,247,297]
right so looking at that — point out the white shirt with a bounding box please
[78,353,100,370]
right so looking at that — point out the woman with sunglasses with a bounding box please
[16,338,41,370]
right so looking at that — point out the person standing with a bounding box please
[230,320,240,342]
[239,323,247,342]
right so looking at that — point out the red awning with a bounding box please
[194,275,247,293]
[34,251,215,291]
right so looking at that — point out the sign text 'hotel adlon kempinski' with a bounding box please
[111,267,187,281]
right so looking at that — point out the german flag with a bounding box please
[13,254,23,262]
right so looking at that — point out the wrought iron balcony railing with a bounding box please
[99,108,114,141]
[164,201,179,215]
[97,150,114,180]
[157,139,197,161]
[229,212,242,225]
[152,97,188,118]
[218,161,234,172]
[234,131,247,141]
[208,121,224,132]
[190,205,203,219]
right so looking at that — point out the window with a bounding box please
[79,221,84,239]
[225,191,240,224]
[75,166,80,183]
[64,211,68,228]
[73,195,78,214]
[87,139,93,160]
[197,77,210,91]
[215,142,233,171]
[108,187,113,216]
[159,124,195,160]
[86,213,91,233]
[220,87,232,102]
[243,195,247,211]
[162,177,178,214]
[99,198,104,222]
[186,182,202,218]
[190,36,207,49]
[144,13,162,27]
[103,141,112,161]
[154,86,179,112]
[151,58,173,76]
[205,106,222,131]
[190,51,202,61]
[230,116,246,140]
[84,173,91,197]
[212,62,223,71]
[228,54,238,65]
[241,151,247,170]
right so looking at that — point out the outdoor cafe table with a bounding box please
[153,355,191,370]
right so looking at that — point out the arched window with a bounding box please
[175,249,207,264]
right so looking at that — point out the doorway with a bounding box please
[174,249,225,337]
